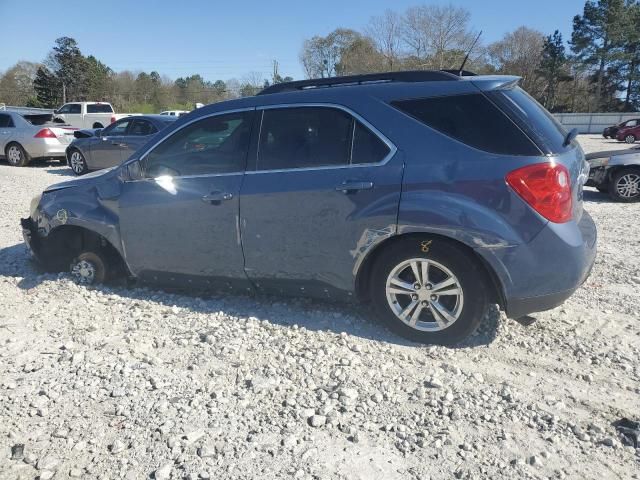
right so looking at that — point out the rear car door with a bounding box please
[118,109,255,289]
[0,113,13,152]
[90,118,132,169]
[121,118,158,159]
[240,105,403,298]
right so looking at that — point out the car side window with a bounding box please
[0,114,13,128]
[144,111,253,178]
[628,120,637,127]
[102,119,131,136]
[351,121,390,164]
[128,120,157,136]
[258,107,352,170]
[60,104,81,114]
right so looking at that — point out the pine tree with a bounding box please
[33,66,61,108]
[539,31,567,111]
[571,0,627,109]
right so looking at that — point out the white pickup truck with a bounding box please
[53,102,137,129]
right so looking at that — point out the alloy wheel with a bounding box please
[385,258,464,332]
[7,146,21,165]
[70,151,85,174]
[616,172,640,199]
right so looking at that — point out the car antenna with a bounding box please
[458,31,482,76]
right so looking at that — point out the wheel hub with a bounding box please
[71,260,96,284]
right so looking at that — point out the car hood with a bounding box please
[44,165,120,193]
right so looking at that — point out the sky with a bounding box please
[0,0,586,82]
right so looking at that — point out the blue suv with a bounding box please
[21,71,597,344]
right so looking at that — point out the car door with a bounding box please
[239,105,403,298]
[0,113,13,152]
[90,118,132,169]
[120,118,158,159]
[118,109,255,289]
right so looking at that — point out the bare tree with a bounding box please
[488,26,545,95]
[366,9,402,70]
[428,5,475,69]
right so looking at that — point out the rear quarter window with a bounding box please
[391,94,541,156]
[487,87,569,154]
[87,104,114,113]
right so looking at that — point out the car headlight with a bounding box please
[30,193,43,217]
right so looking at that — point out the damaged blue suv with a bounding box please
[22,71,597,344]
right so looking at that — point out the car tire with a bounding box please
[92,122,104,129]
[370,238,489,345]
[69,149,89,175]
[5,143,30,167]
[624,134,636,144]
[608,167,640,202]
[70,251,108,285]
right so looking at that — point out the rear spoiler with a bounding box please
[470,76,521,92]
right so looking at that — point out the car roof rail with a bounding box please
[440,69,477,77]
[257,70,461,95]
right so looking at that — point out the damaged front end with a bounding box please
[20,168,126,274]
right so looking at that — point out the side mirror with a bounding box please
[95,128,103,137]
[53,109,59,114]
[127,159,144,181]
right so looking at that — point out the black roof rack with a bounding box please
[258,70,461,95]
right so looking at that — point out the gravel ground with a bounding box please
[1,135,639,480]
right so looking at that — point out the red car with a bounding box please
[616,122,640,143]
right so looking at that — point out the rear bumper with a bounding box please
[24,139,68,159]
[482,211,597,319]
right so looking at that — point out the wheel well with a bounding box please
[40,226,127,276]
[355,233,505,309]
[607,165,640,181]
[92,122,104,129]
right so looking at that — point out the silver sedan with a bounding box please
[0,111,76,167]
[66,115,177,175]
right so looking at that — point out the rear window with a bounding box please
[87,104,114,113]
[392,93,540,156]
[23,114,54,125]
[487,87,569,154]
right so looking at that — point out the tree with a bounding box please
[539,31,569,110]
[366,10,402,70]
[33,66,62,107]
[571,0,627,109]
[85,55,113,101]
[0,61,39,105]
[46,37,87,101]
[300,29,365,78]
[488,27,545,96]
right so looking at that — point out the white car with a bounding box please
[53,102,137,129]
[160,110,189,117]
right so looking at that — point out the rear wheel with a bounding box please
[5,143,30,167]
[70,251,108,285]
[624,134,636,144]
[609,168,640,202]
[69,149,88,175]
[92,122,104,129]
[370,239,489,345]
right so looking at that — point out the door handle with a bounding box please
[111,142,126,147]
[201,191,233,205]
[335,181,374,193]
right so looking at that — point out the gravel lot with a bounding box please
[1,135,639,480]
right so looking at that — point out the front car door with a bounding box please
[118,109,255,290]
[120,118,159,159]
[90,118,132,169]
[239,105,403,299]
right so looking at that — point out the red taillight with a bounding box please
[110,116,116,124]
[34,128,57,138]
[506,162,573,223]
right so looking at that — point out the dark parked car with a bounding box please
[66,115,177,174]
[615,121,640,144]
[603,119,639,139]
[586,147,640,201]
[21,71,597,345]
